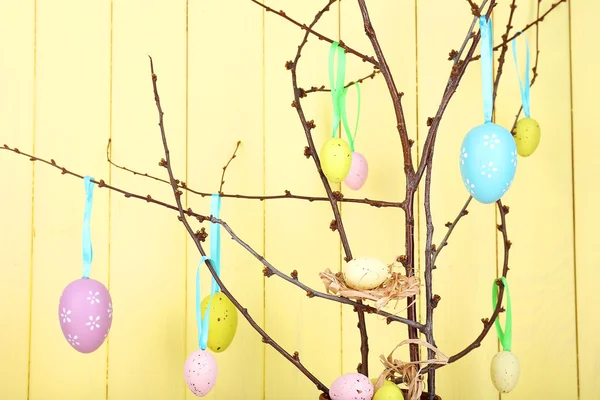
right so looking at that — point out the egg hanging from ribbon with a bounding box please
[344,152,368,190]
[490,350,520,393]
[459,122,517,204]
[320,138,352,183]
[200,292,238,353]
[184,349,218,397]
[514,117,541,157]
[58,278,112,353]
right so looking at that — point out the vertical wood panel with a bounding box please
[416,2,498,398]
[108,1,187,398]
[571,0,600,397]
[0,1,34,398]
[339,0,417,381]
[495,1,578,398]
[264,1,341,398]
[186,0,264,398]
[29,0,111,398]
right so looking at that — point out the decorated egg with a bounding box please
[320,138,352,183]
[490,351,520,393]
[344,152,368,190]
[459,122,517,204]
[329,373,374,400]
[58,278,112,353]
[200,292,238,352]
[514,118,541,157]
[344,258,390,290]
[184,349,218,397]
[371,379,403,400]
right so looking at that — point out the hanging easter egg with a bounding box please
[184,349,218,397]
[200,292,238,352]
[344,258,390,290]
[490,350,520,393]
[459,122,517,204]
[329,373,374,400]
[344,152,368,190]
[514,118,541,157]
[320,138,352,183]
[371,379,403,400]
[58,278,112,353]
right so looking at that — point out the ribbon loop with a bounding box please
[329,42,360,151]
[82,176,95,279]
[511,32,531,118]
[479,16,494,123]
[195,194,223,350]
[492,277,512,351]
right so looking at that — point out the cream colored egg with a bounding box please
[344,258,390,290]
[490,351,520,393]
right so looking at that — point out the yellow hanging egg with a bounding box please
[201,292,238,352]
[371,379,403,400]
[514,117,541,157]
[320,138,352,183]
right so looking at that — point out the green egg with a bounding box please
[370,379,403,400]
[514,117,541,157]
[201,292,238,352]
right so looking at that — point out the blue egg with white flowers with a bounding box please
[459,122,517,204]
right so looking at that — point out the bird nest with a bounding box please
[319,267,420,311]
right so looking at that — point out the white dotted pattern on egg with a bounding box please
[329,372,374,400]
[344,258,390,290]
[459,122,517,204]
[490,351,520,393]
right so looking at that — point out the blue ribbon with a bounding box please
[195,194,222,350]
[82,176,95,279]
[479,16,494,123]
[512,32,531,118]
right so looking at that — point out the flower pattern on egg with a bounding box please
[61,308,72,324]
[464,178,476,195]
[460,147,468,165]
[480,161,499,179]
[510,150,517,168]
[86,315,101,331]
[483,134,501,149]
[107,302,113,319]
[67,334,80,347]
[87,291,100,305]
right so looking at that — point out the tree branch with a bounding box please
[148,56,329,394]
[431,196,473,268]
[301,69,380,95]
[219,140,241,194]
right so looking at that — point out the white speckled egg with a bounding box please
[344,258,390,290]
[490,351,520,393]
[329,373,374,400]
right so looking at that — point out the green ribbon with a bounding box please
[492,276,512,351]
[329,42,361,152]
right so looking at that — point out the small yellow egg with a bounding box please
[514,118,541,157]
[490,351,520,393]
[201,292,238,352]
[320,138,352,183]
[344,258,390,290]
[371,379,403,400]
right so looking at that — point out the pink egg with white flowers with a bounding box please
[58,278,112,353]
[329,372,374,400]
[184,349,218,397]
[344,152,368,190]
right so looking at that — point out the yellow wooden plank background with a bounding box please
[0,0,595,399]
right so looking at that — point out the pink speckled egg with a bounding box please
[184,350,218,397]
[329,372,374,400]
[58,278,112,353]
[344,152,368,190]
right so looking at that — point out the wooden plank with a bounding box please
[0,1,34,398]
[107,0,187,398]
[339,0,417,381]
[570,0,600,397]
[28,0,111,398]
[494,1,578,398]
[263,1,342,398]
[415,1,498,398]
[185,0,265,398]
